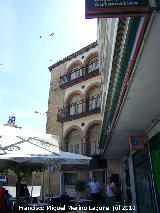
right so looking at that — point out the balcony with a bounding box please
[61,141,101,156]
[59,60,99,89]
[57,95,101,122]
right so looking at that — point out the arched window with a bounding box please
[88,57,99,73]
[68,130,82,154]
[88,87,101,110]
[88,125,101,154]
[70,65,83,80]
[69,95,83,116]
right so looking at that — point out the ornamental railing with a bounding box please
[57,95,101,122]
[59,60,99,88]
[61,141,101,156]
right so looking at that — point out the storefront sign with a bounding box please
[85,0,150,18]
[128,136,145,151]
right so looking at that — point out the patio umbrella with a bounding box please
[0,125,59,155]
[0,125,91,201]
[0,124,91,165]
[0,124,61,203]
[0,151,91,204]
[0,151,91,165]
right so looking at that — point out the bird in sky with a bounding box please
[34,111,46,116]
[39,33,54,38]
[49,33,54,37]
[0,64,2,66]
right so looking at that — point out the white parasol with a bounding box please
[0,125,91,201]
[0,125,59,155]
[0,125,91,165]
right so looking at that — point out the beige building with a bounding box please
[46,41,107,197]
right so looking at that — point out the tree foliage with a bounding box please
[0,159,47,181]
[0,159,47,203]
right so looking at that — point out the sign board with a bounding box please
[85,0,150,18]
[128,136,145,151]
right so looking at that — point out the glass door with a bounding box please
[133,147,157,213]
[149,133,160,212]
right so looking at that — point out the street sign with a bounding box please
[128,136,145,151]
[85,0,150,18]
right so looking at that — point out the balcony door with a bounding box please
[69,95,82,116]
[68,130,82,154]
[70,66,82,80]
[88,58,99,73]
[88,125,101,155]
[88,87,101,110]
[133,147,157,213]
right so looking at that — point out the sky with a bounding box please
[0,0,97,132]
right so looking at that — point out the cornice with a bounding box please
[48,41,97,72]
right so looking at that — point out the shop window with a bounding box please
[149,133,160,211]
[133,147,157,213]
[64,173,78,186]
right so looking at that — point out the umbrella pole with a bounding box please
[41,171,44,197]
[47,159,51,205]
[31,172,35,204]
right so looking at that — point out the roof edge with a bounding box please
[48,41,97,72]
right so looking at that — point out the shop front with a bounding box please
[60,164,89,197]
[132,133,160,213]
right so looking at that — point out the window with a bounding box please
[89,125,101,154]
[88,87,101,110]
[89,94,101,110]
[68,130,82,155]
[64,173,78,185]
[70,67,82,80]
[75,101,82,114]
[70,101,82,116]
[88,58,99,73]
[69,145,73,153]
[75,144,79,154]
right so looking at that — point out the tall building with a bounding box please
[46,41,107,196]
[98,12,160,213]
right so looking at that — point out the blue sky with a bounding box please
[0,0,97,132]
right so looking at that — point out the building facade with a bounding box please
[98,12,160,213]
[46,42,107,197]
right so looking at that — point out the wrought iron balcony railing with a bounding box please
[57,95,101,122]
[59,60,99,89]
[61,141,101,156]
